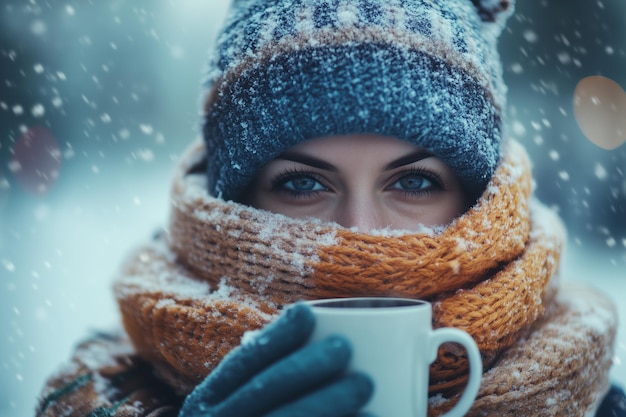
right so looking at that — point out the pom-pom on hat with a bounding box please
[203,0,514,201]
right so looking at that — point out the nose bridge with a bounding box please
[337,192,386,232]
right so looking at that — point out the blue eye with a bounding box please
[393,175,432,190]
[388,169,442,194]
[282,175,326,192]
[271,170,329,198]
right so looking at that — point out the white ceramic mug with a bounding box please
[305,297,482,417]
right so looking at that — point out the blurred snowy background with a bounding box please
[0,1,624,416]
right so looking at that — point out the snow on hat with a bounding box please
[203,0,514,201]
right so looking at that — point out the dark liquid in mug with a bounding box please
[309,297,426,309]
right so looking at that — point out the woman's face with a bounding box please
[247,134,471,232]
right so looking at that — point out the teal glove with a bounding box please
[179,303,374,417]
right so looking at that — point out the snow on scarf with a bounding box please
[113,139,616,416]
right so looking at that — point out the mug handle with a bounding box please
[428,328,482,417]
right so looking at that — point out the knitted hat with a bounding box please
[203,0,514,201]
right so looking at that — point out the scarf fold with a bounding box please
[114,139,616,416]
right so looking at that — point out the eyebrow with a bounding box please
[383,151,433,170]
[277,152,339,172]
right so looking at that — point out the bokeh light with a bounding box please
[574,76,626,150]
[11,126,61,195]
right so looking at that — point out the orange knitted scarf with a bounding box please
[114,140,615,416]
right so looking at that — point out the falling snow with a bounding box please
[523,29,538,43]
[2,259,16,272]
[31,103,45,117]
[549,150,560,161]
[139,124,154,135]
[595,164,608,180]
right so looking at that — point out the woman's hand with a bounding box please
[179,303,375,417]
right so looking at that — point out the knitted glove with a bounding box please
[596,384,626,417]
[179,303,375,417]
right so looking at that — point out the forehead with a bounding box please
[289,134,423,155]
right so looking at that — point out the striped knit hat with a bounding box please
[203,0,514,201]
